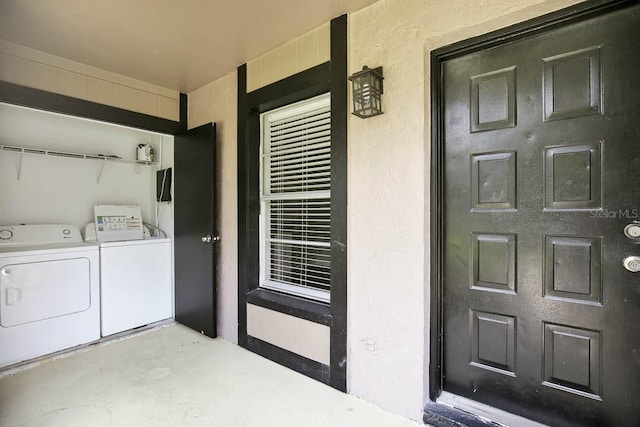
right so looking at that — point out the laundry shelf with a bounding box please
[0,144,159,166]
[0,144,159,182]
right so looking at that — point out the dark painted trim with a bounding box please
[179,93,187,133]
[329,13,348,393]
[247,289,331,325]
[238,62,331,321]
[429,36,445,403]
[431,0,634,62]
[237,64,248,347]
[246,110,261,292]
[429,0,638,416]
[247,62,331,113]
[236,14,348,392]
[247,336,331,384]
[0,80,186,135]
[238,71,332,293]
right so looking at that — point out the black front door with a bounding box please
[441,4,640,426]
[174,123,217,338]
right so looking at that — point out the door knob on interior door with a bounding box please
[623,256,640,272]
[201,235,212,243]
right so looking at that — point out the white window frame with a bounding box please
[259,93,331,303]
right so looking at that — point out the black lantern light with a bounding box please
[348,66,384,118]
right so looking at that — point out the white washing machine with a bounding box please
[99,237,172,336]
[0,225,100,368]
[85,204,173,337]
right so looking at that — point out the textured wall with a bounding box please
[188,22,331,350]
[188,71,239,343]
[0,40,180,121]
[347,0,584,420]
[185,0,587,419]
[246,23,330,92]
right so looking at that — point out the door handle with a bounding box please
[6,287,22,305]
[201,235,220,243]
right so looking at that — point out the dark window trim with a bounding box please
[247,62,331,113]
[0,80,187,134]
[237,14,347,392]
[429,0,635,423]
[328,13,348,393]
[237,64,249,348]
[247,289,331,325]
[237,65,330,342]
[246,336,330,384]
[238,68,330,304]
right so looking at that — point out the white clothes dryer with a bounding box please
[0,225,100,368]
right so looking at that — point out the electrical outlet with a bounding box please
[363,337,376,353]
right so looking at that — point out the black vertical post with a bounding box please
[329,13,348,392]
[179,93,188,132]
[237,64,248,347]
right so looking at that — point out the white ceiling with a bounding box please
[0,0,378,93]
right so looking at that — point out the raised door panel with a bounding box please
[442,5,640,426]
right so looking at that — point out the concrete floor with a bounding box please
[0,323,421,427]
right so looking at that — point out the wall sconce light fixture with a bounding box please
[348,66,384,118]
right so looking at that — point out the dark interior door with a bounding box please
[442,5,640,426]
[174,123,217,338]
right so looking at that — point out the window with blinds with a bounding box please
[260,94,331,302]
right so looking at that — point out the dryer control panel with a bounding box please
[0,224,82,245]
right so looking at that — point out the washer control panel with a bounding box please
[0,225,82,245]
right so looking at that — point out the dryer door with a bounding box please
[1,258,91,327]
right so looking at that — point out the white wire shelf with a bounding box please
[0,144,159,166]
[0,143,159,182]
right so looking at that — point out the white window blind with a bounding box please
[260,94,331,302]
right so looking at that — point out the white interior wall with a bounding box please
[347,0,585,420]
[0,102,173,236]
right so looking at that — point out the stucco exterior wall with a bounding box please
[186,0,590,420]
[187,20,331,355]
[347,0,584,420]
[188,71,239,343]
